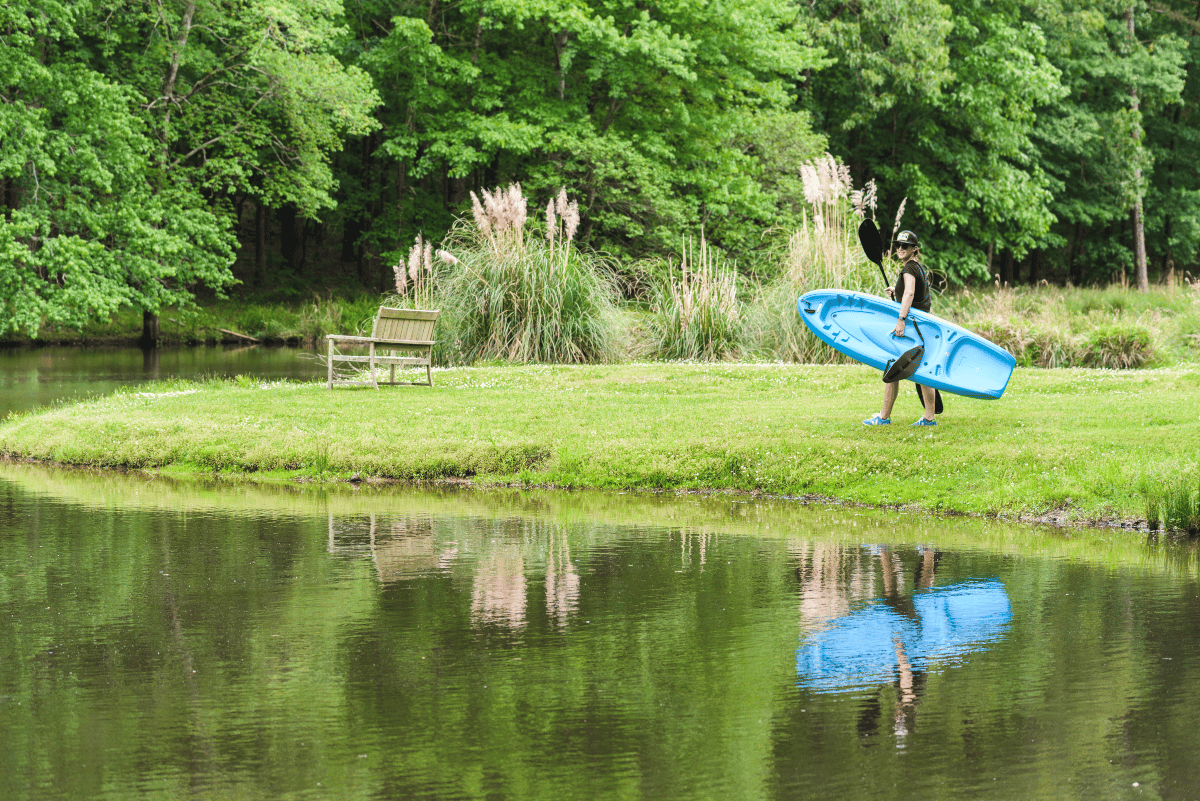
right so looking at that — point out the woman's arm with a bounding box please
[893,273,916,336]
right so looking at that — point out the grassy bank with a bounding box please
[2,363,1197,526]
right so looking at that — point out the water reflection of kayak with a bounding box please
[796,579,1012,692]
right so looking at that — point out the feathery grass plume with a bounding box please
[545,199,556,245]
[388,234,439,311]
[563,198,580,244]
[744,153,880,362]
[890,198,908,248]
[437,183,621,364]
[647,234,743,361]
[470,192,491,240]
[436,249,459,266]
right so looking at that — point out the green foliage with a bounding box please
[0,7,236,336]
[0,0,379,338]
[343,0,829,264]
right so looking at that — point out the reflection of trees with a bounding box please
[545,533,579,629]
[325,513,580,631]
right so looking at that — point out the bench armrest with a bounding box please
[326,335,435,346]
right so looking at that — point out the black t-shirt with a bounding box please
[894,259,931,313]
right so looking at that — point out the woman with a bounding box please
[862,230,938,426]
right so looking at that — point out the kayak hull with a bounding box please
[796,290,1016,400]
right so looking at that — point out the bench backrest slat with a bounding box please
[371,307,439,341]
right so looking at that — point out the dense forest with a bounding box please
[1,0,1198,337]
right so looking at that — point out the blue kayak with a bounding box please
[796,579,1012,692]
[796,289,1016,399]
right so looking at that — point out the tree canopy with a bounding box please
[2,0,1199,335]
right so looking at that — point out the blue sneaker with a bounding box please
[862,414,891,426]
[911,418,937,426]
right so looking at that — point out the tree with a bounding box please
[806,0,1066,284]
[0,0,380,340]
[0,1,235,339]
[338,0,829,274]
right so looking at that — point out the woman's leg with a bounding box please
[917,385,936,421]
[880,381,899,419]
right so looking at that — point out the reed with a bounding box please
[646,234,744,361]
[744,153,885,362]
[436,184,621,364]
[1141,472,1200,533]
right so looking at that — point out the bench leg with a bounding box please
[369,343,379,389]
[390,364,396,385]
[426,363,432,386]
[327,339,334,389]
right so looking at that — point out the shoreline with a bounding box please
[1,363,1195,534]
[0,446,1161,538]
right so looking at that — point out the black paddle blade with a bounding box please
[857,219,884,266]
[882,345,923,383]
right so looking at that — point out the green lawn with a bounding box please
[2,362,1197,524]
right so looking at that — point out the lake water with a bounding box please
[0,345,321,418]
[2,464,1199,801]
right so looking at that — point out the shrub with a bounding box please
[1078,323,1154,369]
[436,184,622,364]
[647,235,744,361]
[744,153,884,363]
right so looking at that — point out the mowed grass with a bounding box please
[2,363,1197,523]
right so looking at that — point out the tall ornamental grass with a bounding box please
[646,235,744,361]
[436,184,622,364]
[745,153,894,363]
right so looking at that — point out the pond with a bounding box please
[0,345,321,418]
[2,463,1199,800]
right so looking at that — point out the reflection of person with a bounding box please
[862,230,938,427]
[877,546,938,744]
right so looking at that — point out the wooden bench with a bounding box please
[326,307,439,389]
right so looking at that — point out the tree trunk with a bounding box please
[1000,249,1014,287]
[1028,248,1041,285]
[279,205,306,274]
[255,201,267,286]
[141,310,160,349]
[1067,222,1084,285]
[1128,6,1149,290]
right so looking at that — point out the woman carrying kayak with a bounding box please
[862,230,938,426]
